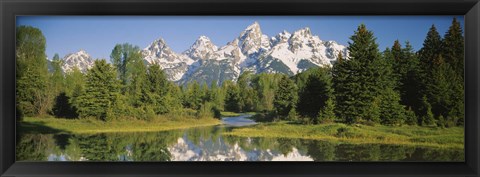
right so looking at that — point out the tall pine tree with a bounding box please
[76,60,121,121]
[274,75,298,120]
[442,18,464,126]
[334,24,398,124]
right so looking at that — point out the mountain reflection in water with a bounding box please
[16,115,464,162]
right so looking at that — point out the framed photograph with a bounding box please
[1,0,479,176]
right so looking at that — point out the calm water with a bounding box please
[16,115,464,162]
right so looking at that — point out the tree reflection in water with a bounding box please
[16,126,464,162]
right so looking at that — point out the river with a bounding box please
[16,114,464,161]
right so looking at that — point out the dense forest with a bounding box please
[16,18,464,128]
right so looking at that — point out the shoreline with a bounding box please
[20,116,222,134]
[223,121,464,150]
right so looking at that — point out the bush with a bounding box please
[445,117,456,128]
[404,107,417,125]
[196,102,215,119]
[298,116,313,125]
[287,108,298,121]
[335,127,353,138]
[142,106,156,121]
[252,112,275,122]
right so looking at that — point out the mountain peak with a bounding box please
[197,35,210,41]
[61,50,94,73]
[238,21,264,55]
[78,49,88,54]
[184,35,219,60]
[245,21,260,30]
[292,27,313,38]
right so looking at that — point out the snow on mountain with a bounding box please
[58,22,347,84]
[139,21,348,85]
[183,36,220,60]
[142,38,194,81]
[52,22,348,84]
[61,50,94,73]
[264,27,348,74]
[237,21,267,55]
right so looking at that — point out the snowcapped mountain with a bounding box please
[142,38,195,81]
[58,22,347,84]
[153,21,347,85]
[183,36,220,61]
[61,50,95,73]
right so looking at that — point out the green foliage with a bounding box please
[50,53,65,95]
[237,71,257,112]
[251,73,282,112]
[334,24,395,124]
[142,64,180,114]
[296,67,333,120]
[76,60,121,121]
[421,96,436,126]
[16,26,50,117]
[379,88,406,126]
[184,81,203,110]
[437,115,446,128]
[224,81,241,112]
[110,43,147,106]
[442,18,464,126]
[316,98,336,124]
[442,17,464,77]
[274,75,298,119]
[17,19,464,128]
[52,92,78,118]
[404,107,417,126]
[196,102,218,119]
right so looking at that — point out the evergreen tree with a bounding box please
[420,95,435,126]
[184,81,203,110]
[50,53,65,95]
[425,55,456,121]
[16,26,50,117]
[334,24,395,124]
[442,17,464,77]
[251,73,282,112]
[399,42,422,112]
[296,67,333,120]
[50,53,67,117]
[206,80,225,111]
[404,107,417,125]
[385,41,421,125]
[418,25,443,72]
[416,25,443,118]
[379,88,406,126]
[274,75,298,120]
[442,17,464,126]
[316,98,336,124]
[237,71,256,112]
[143,64,170,114]
[76,60,121,121]
[224,81,241,112]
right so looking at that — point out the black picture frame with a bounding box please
[1,0,479,176]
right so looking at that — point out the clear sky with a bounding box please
[17,16,464,60]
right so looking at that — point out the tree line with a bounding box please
[16,17,464,127]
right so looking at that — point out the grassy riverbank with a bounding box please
[224,122,464,149]
[20,115,221,134]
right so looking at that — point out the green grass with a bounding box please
[224,122,464,149]
[20,115,221,134]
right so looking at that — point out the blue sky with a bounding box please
[17,16,464,60]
